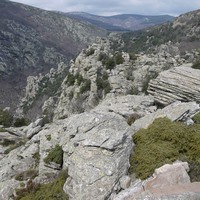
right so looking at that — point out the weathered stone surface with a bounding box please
[94,94,156,117]
[148,66,200,106]
[114,162,200,200]
[131,101,200,133]
[0,179,20,200]
[62,111,133,200]
[0,142,38,182]
[23,118,44,139]
[144,162,190,191]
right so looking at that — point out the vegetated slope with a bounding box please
[120,9,200,53]
[0,0,107,111]
[64,12,174,32]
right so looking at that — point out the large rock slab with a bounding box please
[148,66,200,106]
[94,94,156,117]
[114,161,200,200]
[62,111,133,200]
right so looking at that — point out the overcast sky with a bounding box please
[11,0,200,16]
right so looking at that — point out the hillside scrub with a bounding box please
[15,170,68,200]
[44,145,63,166]
[130,117,200,180]
[192,60,200,69]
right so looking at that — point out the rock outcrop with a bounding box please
[131,101,200,133]
[42,38,187,121]
[148,66,200,106]
[114,161,200,200]
[63,111,133,200]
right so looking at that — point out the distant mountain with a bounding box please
[64,12,174,31]
[120,9,200,53]
[0,0,107,111]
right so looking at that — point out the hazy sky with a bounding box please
[11,0,200,16]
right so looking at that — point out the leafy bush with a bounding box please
[115,52,124,65]
[15,170,68,200]
[97,52,107,61]
[14,118,30,127]
[68,90,74,100]
[191,60,200,69]
[4,140,26,154]
[0,139,15,146]
[96,71,112,96]
[192,112,200,124]
[85,48,95,56]
[76,73,84,86]
[130,117,200,180]
[44,145,63,166]
[0,109,13,127]
[103,57,115,70]
[129,52,138,60]
[79,79,91,94]
[67,73,75,86]
[127,113,141,126]
[32,151,40,167]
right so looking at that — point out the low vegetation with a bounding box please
[130,117,200,180]
[14,170,68,200]
[127,113,141,126]
[191,60,200,70]
[0,109,13,127]
[15,169,38,181]
[44,145,63,166]
[4,140,26,154]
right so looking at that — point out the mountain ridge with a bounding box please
[0,0,107,111]
[63,11,175,31]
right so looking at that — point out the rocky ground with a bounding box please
[0,34,200,199]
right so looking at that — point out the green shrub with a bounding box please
[192,112,200,124]
[85,48,95,56]
[80,79,91,94]
[14,118,30,127]
[14,170,68,200]
[44,145,63,166]
[115,52,124,65]
[4,140,26,154]
[0,109,13,127]
[15,169,38,181]
[46,135,51,141]
[33,151,40,167]
[97,52,107,61]
[129,52,137,60]
[67,73,75,86]
[191,60,200,69]
[76,73,84,86]
[104,57,116,70]
[96,76,111,95]
[0,139,15,146]
[127,113,141,126]
[130,117,200,180]
[68,90,74,100]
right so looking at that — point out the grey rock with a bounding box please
[94,94,155,117]
[119,176,131,190]
[0,179,20,200]
[63,111,133,200]
[131,101,200,133]
[148,66,200,106]
[114,161,200,200]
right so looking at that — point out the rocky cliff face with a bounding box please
[0,0,107,111]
